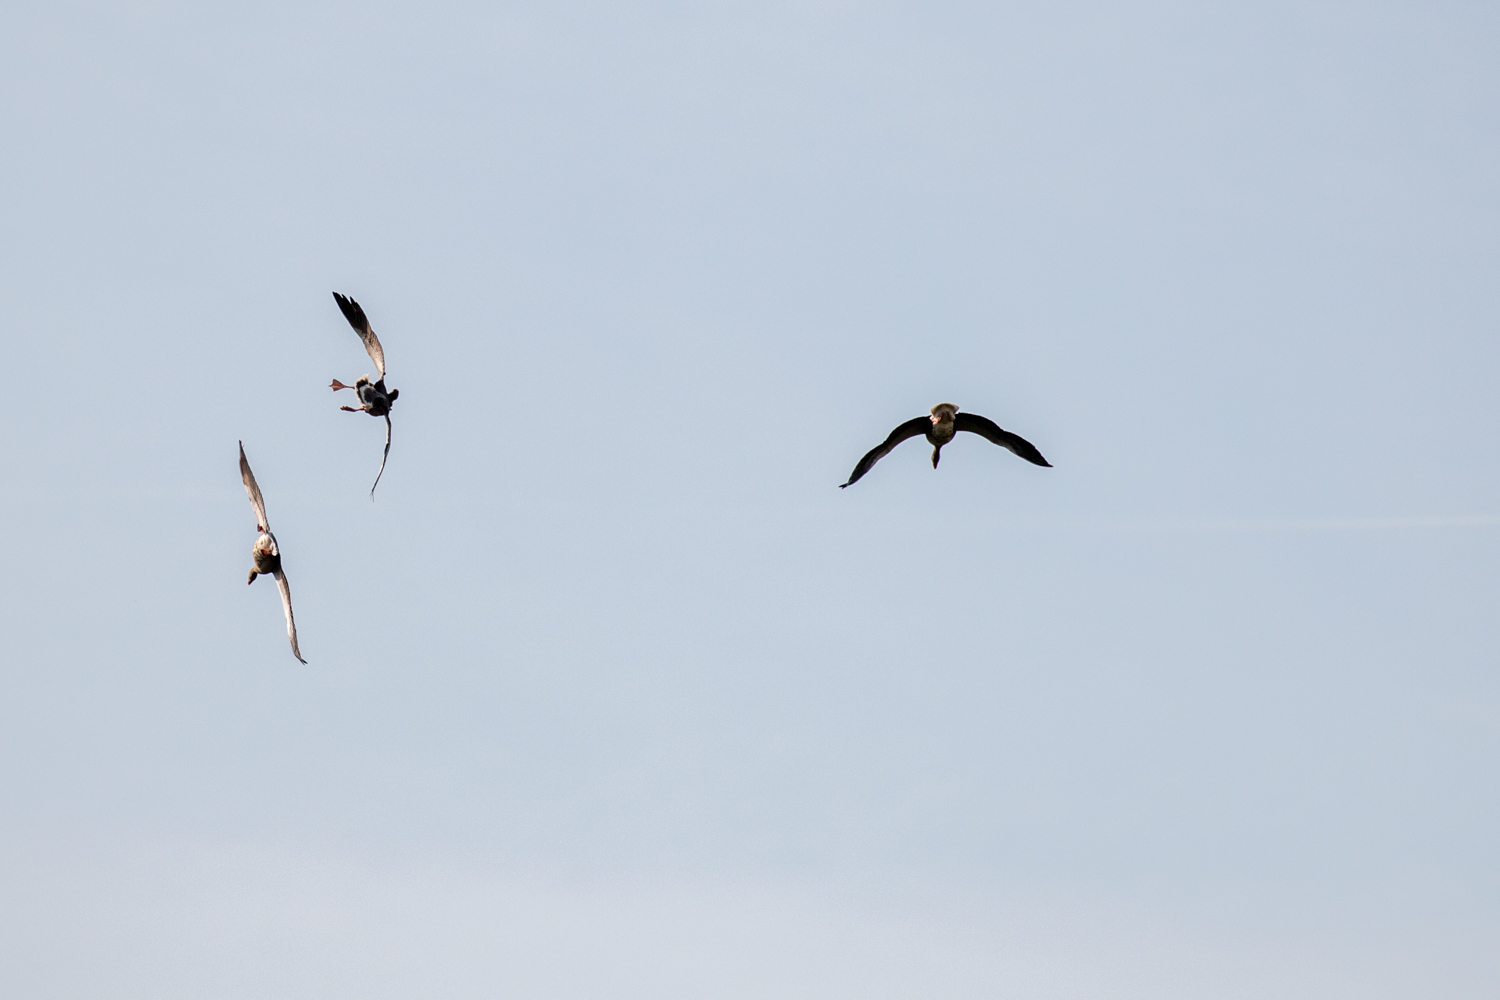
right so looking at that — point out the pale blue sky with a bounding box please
[2,2,1499,996]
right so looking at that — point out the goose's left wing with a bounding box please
[333,292,386,380]
[954,412,1052,467]
[239,441,270,530]
[274,569,307,664]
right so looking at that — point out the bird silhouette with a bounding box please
[239,442,306,663]
[841,403,1051,488]
[330,292,400,497]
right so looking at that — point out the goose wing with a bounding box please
[954,412,1052,467]
[370,414,392,498]
[274,569,307,664]
[840,416,931,487]
[238,441,270,530]
[333,292,386,380]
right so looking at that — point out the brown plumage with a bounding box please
[239,442,306,664]
[330,292,399,497]
[840,403,1051,488]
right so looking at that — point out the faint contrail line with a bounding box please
[1181,515,1500,531]
[1002,514,1500,534]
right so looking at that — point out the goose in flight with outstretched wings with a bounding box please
[840,403,1051,488]
[329,292,400,497]
[239,442,306,664]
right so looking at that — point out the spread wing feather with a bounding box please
[274,569,307,664]
[370,414,392,498]
[333,292,386,379]
[238,441,270,530]
[954,412,1052,467]
[840,416,931,487]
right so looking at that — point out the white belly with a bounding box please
[252,531,280,573]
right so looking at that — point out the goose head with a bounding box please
[930,403,959,425]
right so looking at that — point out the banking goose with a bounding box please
[840,403,1051,488]
[329,292,400,497]
[239,442,306,664]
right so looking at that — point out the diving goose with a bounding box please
[329,292,400,497]
[239,442,306,664]
[840,403,1051,488]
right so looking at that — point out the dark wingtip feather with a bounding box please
[1021,447,1053,468]
[332,291,366,329]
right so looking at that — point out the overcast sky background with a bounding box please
[2,1,1499,996]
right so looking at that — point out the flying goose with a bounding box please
[239,442,306,664]
[840,403,1051,488]
[329,292,400,497]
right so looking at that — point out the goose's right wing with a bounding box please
[370,414,392,499]
[333,292,386,380]
[954,412,1052,467]
[840,416,930,488]
[238,441,270,530]
[274,569,307,664]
